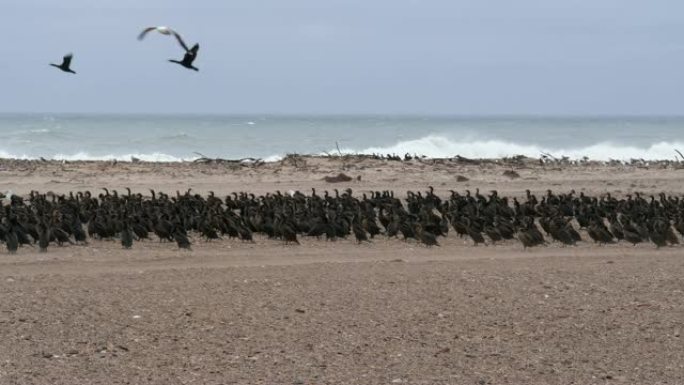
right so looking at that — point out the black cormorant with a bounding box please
[50,53,76,74]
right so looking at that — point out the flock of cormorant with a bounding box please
[0,187,682,254]
[50,26,199,74]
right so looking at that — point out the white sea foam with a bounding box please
[1,135,683,162]
[0,150,190,162]
[331,135,684,161]
[263,154,284,162]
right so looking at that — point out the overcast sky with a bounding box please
[2,0,682,115]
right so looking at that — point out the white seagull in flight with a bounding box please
[137,26,200,71]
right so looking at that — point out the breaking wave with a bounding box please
[333,135,684,161]
[1,135,684,163]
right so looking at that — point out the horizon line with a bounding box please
[2,112,684,119]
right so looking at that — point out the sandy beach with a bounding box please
[1,156,684,384]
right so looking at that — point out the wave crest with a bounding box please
[334,135,684,161]
[1,134,683,162]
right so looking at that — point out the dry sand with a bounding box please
[1,157,684,384]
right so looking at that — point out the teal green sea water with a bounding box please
[0,114,683,161]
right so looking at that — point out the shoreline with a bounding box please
[3,152,684,165]
[2,154,684,198]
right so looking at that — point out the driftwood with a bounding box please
[323,173,353,183]
[192,152,264,167]
[675,149,684,162]
[500,155,529,166]
[452,155,481,165]
[281,154,307,168]
[503,170,521,179]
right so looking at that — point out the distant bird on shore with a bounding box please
[138,26,200,71]
[49,53,76,74]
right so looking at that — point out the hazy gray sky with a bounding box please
[2,0,682,115]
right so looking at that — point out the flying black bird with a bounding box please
[50,53,76,74]
[138,26,200,71]
[169,43,199,71]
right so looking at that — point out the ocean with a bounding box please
[1,114,683,162]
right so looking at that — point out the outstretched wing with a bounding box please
[170,30,190,52]
[137,25,193,53]
[137,27,158,41]
[62,53,73,68]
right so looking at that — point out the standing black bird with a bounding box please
[50,53,76,74]
[280,223,300,245]
[352,220,370,244]
[415,224,439,247]
[5,228,19,254]
[121,221,134,249]
[37,221,50,252]
[173,228,192,250]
